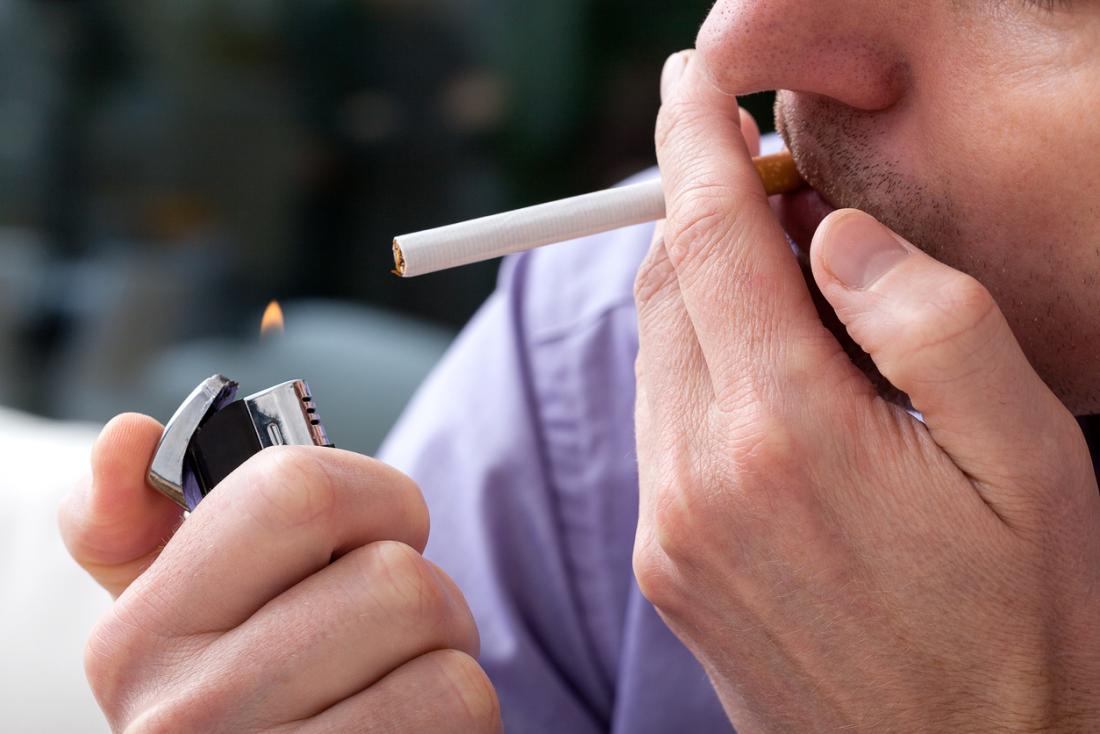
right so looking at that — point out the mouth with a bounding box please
[775,182,836,252]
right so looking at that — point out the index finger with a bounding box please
[655,53,830,396]
[116,446,429,637]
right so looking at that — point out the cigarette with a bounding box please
[392,150,803,278]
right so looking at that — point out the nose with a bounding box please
[697,0,908,111]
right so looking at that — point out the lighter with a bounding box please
[147,374,333,511]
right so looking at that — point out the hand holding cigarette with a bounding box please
[393,151,803,278]
[632,50,1100,732]
[59,415,501,732]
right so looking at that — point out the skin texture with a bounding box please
[633,40,1100,734]
[59,415,501,733]
[698,0,1100,413]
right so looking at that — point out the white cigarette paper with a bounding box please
[393,151,802,278]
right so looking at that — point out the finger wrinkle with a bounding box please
[634,252,679,308]
[655,98,741,155]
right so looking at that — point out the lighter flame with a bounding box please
[260,300,285,336]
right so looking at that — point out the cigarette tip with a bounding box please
[392,239,407,277]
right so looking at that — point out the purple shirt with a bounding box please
[379,169,733,732]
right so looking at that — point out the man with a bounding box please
[60,1,1100,732]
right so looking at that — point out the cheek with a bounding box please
[915,9,1100,250]
[920,62,1100,270]
[905,58,1100,402]
[854,4,1090,260]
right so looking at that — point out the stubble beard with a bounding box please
[771,91,1099,414]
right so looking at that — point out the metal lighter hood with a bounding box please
[148,375,333,511]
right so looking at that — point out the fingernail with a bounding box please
[661,51,689,102]
[822,211,910,289]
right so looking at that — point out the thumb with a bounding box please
[809,209,1082,500]
[59,413,182,598]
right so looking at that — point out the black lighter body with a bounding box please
[148,375,333,511]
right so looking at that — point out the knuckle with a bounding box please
[633,246,675,307]
[632,531,684,615]
[84,602,165,707]
[1062,419,1096,476]
[124,684,242,734]
[643,408,803,559]
[663,186,737,271]
[637,467,720,615]
[720,414,810,525]
[777,332,852,396]
[930,273,999,343]
[429,650,502,733]
[86,610,232,732]
[328,452,431,551]
[371,460,431,550]
[653,101,678,152]
[654,98,706,153]
[428,563,481,656]
[637,440,708,569]
[244,446,339,530]
[650,475,702,567]
[723,410,802,484]
[367,541,452,634]
[84,614,135,717]
[895,273,1000,373]
[941,271,996,317]
[633,238,682,310]
[1025,408,1098,516]
[124,709,183,734]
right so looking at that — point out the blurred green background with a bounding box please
[0,0,775,451]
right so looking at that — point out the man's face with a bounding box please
[698,0,1100,413]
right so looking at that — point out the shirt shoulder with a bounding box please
[507,169,657,346]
